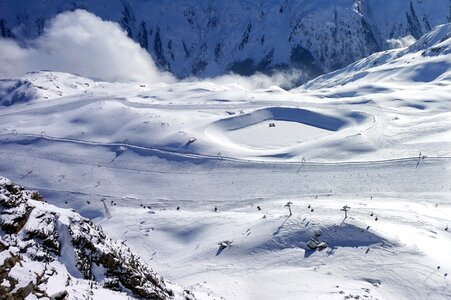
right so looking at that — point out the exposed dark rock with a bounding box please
[0,177,193,299]
[138,21,149,49]
[406,1,423,39]
[238,23,252,50]
[154,27,168,69]
[120,3,135,38]
[290,45,322,77]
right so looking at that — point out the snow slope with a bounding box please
[301,23,451,89]
[1,130,450,299]
[0,0,450,78]
[0,177,200,299]
[0,17,450,300]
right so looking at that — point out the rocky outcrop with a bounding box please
[0,177,195,299]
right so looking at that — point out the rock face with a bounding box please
[0,177,194,299]
[299,22,451,90]
[0,0,449,80]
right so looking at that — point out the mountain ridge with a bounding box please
[0,0,450,80]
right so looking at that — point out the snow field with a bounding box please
[1,20,451,300]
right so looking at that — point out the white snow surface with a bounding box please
[0,177,198,299]
[0,22,450,300]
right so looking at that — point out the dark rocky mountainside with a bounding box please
[0,0,449,80]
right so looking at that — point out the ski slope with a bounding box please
[0,21,451,300]
[0,132,450,299]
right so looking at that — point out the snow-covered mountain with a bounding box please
[1,5,451,299]
[299,22,451,90]
[1,22,450,162]
[0,0,450,79]
[0,177,197,299]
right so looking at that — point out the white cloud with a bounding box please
[0,9,175,83]
[386,35,416,49]
[188,70,306,90]
[0,9,303,89]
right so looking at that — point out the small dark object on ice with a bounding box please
[268,123,275,128]
[177,206,180,211]
[214,206,218,212]
[307,238,327,250]
[311,208,314,212]
[257,206,261,211]
[307,238,320,250]
[186,137,197,146]
[308,204,311,209]
[216,240,233,256]
[219,240,233,247]
[317,242,327,250]
[370,212,374,217]
[445,225,448,231]
[375,217,378,221]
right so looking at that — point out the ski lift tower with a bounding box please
[340,205,350,219]
[101,198,112,219]
[285,201,293,216]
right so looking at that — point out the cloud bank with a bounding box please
[182,69,306,91]
[202,71,306,90]
[0,10,175,83]
[387,35,417,49]
[0,9,303,89]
